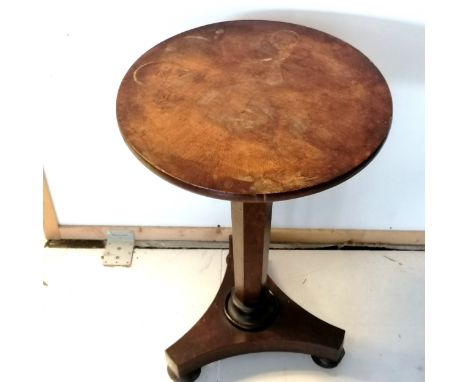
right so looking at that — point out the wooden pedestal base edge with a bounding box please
[165,238,345,380]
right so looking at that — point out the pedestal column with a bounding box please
[225,202,278,331]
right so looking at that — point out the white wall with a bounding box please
[42,1,424,230]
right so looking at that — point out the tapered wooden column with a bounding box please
[225,202,278,331]
[231,202,272,307]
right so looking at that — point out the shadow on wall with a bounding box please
[233,10,424,84]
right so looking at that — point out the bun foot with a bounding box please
[312,348,345,369]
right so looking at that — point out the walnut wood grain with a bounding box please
[116,20,392,202]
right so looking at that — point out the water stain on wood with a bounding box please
[117,20,392,201]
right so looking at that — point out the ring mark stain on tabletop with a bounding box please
[133,61,158,85]
[117,21,392,200]
[184,35,210,41]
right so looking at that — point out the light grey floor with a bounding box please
[42,248,424,381]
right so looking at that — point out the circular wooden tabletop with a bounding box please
[117,20,392,202]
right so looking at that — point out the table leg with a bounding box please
[225,202,278,330]
[165,205,346,381]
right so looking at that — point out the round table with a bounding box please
[116,20,392,381]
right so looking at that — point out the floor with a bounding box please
[42,247,424,382]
